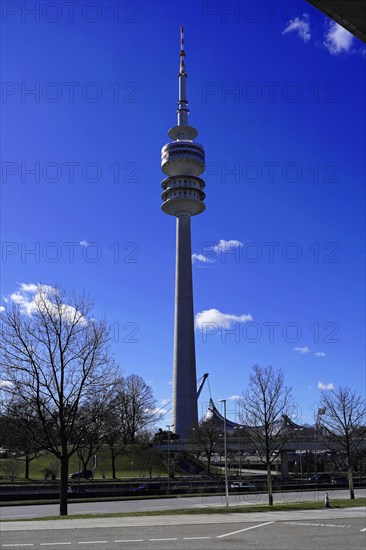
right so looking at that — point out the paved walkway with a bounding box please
[2,507,365,531]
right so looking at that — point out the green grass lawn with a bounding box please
[0,445,168,481]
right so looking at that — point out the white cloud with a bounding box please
[149,407,168,415]
[294,346,311,354]
[79,240,89,247]
[211,239,243,253]
[0,380,13,388]
[282,13,311,43]
[9,284,51,315]
[7,283,86,324]
[195,308,252,330]
[323,21,353,55]
[160,398,170,405]
[0,306,5,312]
[192,253,215,264]
[20,283,38,293]
[315,352,326,358]
[318,381,334,391]
[228,395,240,401]
[282,14,364,57]
[10,288,38,315]
[192,239,243,266]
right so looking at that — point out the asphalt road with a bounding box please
[1,488,365,519]
[1,508,365,549]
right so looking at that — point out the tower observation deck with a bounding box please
[161,26,205,438]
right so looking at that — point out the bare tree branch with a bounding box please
[319,386,366,499]
[240,364,293,506]
[0,284,121,515]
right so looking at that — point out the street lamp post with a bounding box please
[219,399,229,507]
[166,424,174,493]
[294,428,304,480]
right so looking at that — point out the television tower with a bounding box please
[161,26,206,438]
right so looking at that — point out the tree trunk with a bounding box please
[60,454,69,516]
[348,466,355,499]
[25,455,30,479]
[81,456,89,477]
[267,463,273,506]
[207,456,211,475]
[112,453,116,479]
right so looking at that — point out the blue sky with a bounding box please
[1,0,365,427]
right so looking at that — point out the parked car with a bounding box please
[230,481,256,490]
[331,475,348,485]
[69,470,93,479]
[131,484,147,492]
[308,473,332,483]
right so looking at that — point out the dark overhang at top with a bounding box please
[305,1,366,43]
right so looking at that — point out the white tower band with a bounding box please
[161,26,206,438]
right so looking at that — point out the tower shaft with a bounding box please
[161,27,205,439]
[172,214,198,437]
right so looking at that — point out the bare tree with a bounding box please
[3,457,21,482]
[0,285,120,515]
[138,442,164,478]
[101,407,128,479]
[3,399,46,479]
[319,386,366,499]
[240,364,293,506]
[74,397,108,477]
[103,375,158,478]
[191,419,222,475]
[0,394,12,449]
[121,375,158,443]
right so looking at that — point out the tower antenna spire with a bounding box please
[177,24,188,127]
[179,24,185,74]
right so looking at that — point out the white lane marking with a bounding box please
[2,545,34,548]
[217,521,274,539]
[183,537,211,540]
[77,543,108,545]
[283,521,352,529]
[40,544,72,546]
[149,538,178,542]
[114,541,144,543]
[360,528,366,532]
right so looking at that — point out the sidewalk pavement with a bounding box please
[1,507,365,531]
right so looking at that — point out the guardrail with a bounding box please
[1,478,365,501]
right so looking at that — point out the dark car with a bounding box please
[69,470,93,479]
[308,473,332,483]
[331,475,348,485]
[131,484,147,492]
